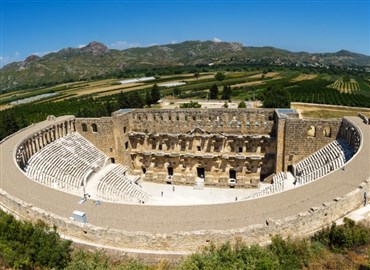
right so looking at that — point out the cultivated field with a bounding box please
[328,77,360,93]
[291,74,317,82]
[291,102,370,119]
[2,70,370,112]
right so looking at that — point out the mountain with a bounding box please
[1,40,370,91]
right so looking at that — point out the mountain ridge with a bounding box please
[1,40,369,91]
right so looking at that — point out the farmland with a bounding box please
[328,77,360,93]
[291,74,317,82]
[2,68,370,112]
[1,67,370,141]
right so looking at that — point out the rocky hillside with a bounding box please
[1,40,369,91]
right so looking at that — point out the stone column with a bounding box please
[275,117,286,173]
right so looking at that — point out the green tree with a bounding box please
[118,91,129,108]
[128,91,145,108]
[221,85,231,100]
[0,112,19,139]
[0,210,72,269]
[173,87,181,97]
[151,83,160,103]
[105,101,113,115]
[215,72,226,81]
[262,86,291,108]
[238,100,247,108]
[145,90,152,106]
[209,84,219,99]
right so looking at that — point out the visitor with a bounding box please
[364,191,368,206]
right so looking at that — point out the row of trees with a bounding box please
[0,84,163,141]
[208,84,232,100]
[207,83,290,108]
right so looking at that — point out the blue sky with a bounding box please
[1,0,369,67]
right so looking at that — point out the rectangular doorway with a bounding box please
[197,167,205,178]
[229,169,236,179]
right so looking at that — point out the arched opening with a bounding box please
[81,123,88,132]
[323,126,331,137]
[307,125,316,137]
[91,123,98,133]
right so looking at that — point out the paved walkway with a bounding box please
[0,116,369,234]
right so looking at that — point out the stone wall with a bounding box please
[282,118,342,171]
[125,109,277,186]
[129,133,275,187]
[75,117,117,159]
[0,175,368,254]
[338,118,362,153]
[130,109,276,135]
[111,113,134,169]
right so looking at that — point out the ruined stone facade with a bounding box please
[71,108,341,188]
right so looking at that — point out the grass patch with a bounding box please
[302,109,370,119]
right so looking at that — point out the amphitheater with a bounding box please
[0,108,369,259]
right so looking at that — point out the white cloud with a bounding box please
[213,37,222,43]
[0,52,22,68]
[78,44,86,48]
[171,40,178,44]
[109,41,140,50]
[31,50,56,57]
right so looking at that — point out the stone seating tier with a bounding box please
[26,132,150,204]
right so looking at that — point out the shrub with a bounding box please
[269,236,311,269]
[215,72,226,81]
[312,218,370,251]
[0,210,72,269]
[179,101,201,108]
[238,101,247,108]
